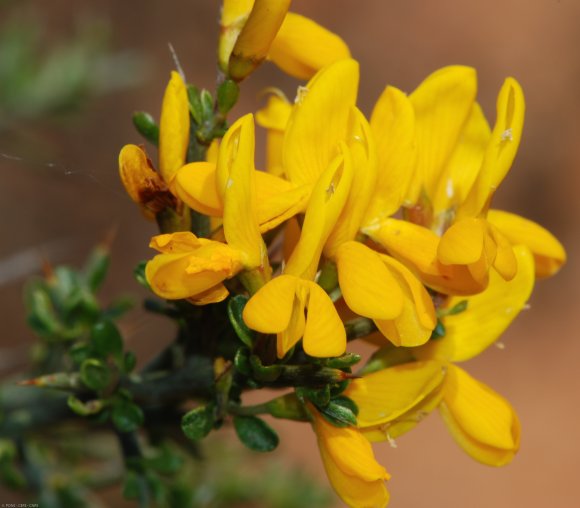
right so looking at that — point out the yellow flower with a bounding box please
[219,0,350,81]
[363,66,565,293]
[348,245,534,466]
[311,407,390,508]
[243,147,353,358]
[146,114,270,300]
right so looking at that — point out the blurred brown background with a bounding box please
[1,0,578,506]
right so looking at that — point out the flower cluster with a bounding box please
[119,2,566,506]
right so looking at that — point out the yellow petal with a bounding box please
[243,274,298,333]
[440,365,520,466]
[218,0,254,72]
[283,59,359,187]
[302,281,346,358]
[431,103,491,215]
[118,144,169,218]
[187,283,229,305]
[285,146,354,280]
[145,239,242,300]
[489,223,517,281]
[149,232,201,253]
[346,360,445,427]
[218,114,266,269]
[488,209,566,278]
[229,0,291,81]
[174,162,222,217]
[365,85,416,223]
[257,184,311,233]
[256,92,292,176]
[438,218,487,265]
[458,78,525,218]
[335,242,403,320]
[159,71,190,185]
[416,245,534,362]
[408,66,477,203]
[268,13,351,81]
[325,107,378,257]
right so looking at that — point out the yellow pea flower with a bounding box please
[311,407,390,508]
[243,147,353,358]
[219,0,350,81]
[350,245,533,466]
[145,114,270,300]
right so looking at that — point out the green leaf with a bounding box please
[430,320,446,340]
[123,351,137,373]
[112,401,144,433]
[69,343,92,365]
[80,359,112,391]
[200,89,214,120]
[234,348,251,376]
[146,446,183,475]
[217,79,239,114]
[319,400,357,428]
[249,355,282,382]
[303,385,330,407]
[83,243,110,292]
[132,111,159,145]
[233,415,279,452]
[181,404,214,441]
[134,261,149,288]
[91,320,123,359]
[325,353,361,369]
[227,295,255,347]
[187,85,203,125]
[331,395,359,416]
[67,395,105,416]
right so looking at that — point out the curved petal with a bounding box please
[229,0,291,81]
[277,281,307,358]
[335,242,403,320]
[346,360,445,427]
[440,365,520,466]
[187,283,229,305]
[268,13,351,80]
[438,218,487,265]
[283,59,359,187]
[174,162,223,217]
[149,232,201,254]
[159,71,190,185]
[365,85,416,223]
[416,245,534,362]
[285,147,353,280]
[257,184,311,233]
[458,77,525,218]
[256,93,292,176]
[488,209,566,278]
[243,274,298,333]
[302,281,346,358]
[408,66,477,203]
[218,0,254,72]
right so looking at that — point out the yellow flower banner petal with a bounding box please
[159,71,190,185]
[256,92,292,176]
[440,365,520,466]
[174,162,222,217]
[488,209,566,278]
[268,13,351,81]
[283,58,359,187]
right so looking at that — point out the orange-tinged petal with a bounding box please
[268,13,351,81]
[285,147,354,280]
[325,107,378,257]
[457,77,525,218]
[149,232,202,254]
[159,71,190,185]
[218,114,265,269]
[283,59,358,187]
[438,218,487,265]
[440,365,520,466]
[229,0,291,81]
[366,85,416,223]
[302,281,346,358]
[488,209,566,278]
[431,103,491,216]
[346,360,445,427]
[243,274,298,333]
[416,245,534,363]
[174,162,222,217]
[408,66,477,203]
[335,242,403,320]
[187,283,229,305]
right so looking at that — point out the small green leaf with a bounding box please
[227,295,255,347]
[134,261,149,288]
[249,355,282,382]
[91,320,123,359]
[430,320,446,340]
[325,353,361,369]
[304,385,330,407]
[187,85,203,125]
[331,395,359,416]
[112,401,144,432]
[132,111,159,145]
[146,446,183,475]
[123,351,137,373]
[181,404,214,441]
[83,243,110,292]
[217,79,239,114]
[80,359,112,391]
[200,89,214,120]
[69,343,92,365]
[234,348,251,376]
[233,415,279,452]
[438,299,468,317]
[67,395,105,416]
[319,400,357,428]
